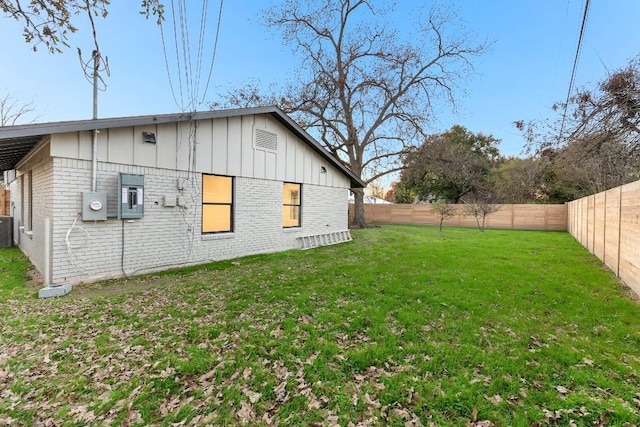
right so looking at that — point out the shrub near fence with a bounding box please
[567,179,640,296]
[349,203,567,231]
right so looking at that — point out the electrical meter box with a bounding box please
[118,173,144,219]
[82,191,108,221]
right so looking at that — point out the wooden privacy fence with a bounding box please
[349,203,567,231]
[567,180,640,296]
[0,189,8,216]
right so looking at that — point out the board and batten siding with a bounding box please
[49,113,348,189]
[26,112,352,284]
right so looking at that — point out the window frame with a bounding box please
[201,174,234,234]
[282,182,302,228]
[21,171,32,231]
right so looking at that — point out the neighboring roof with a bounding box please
[348,194,391,204]
[0,106,365,188]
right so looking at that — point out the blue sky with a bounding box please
[1,0,640,159]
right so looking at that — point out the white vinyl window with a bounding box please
[282,182,301,228]
[202,175,233,233]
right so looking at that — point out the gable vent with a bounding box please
[255,129,278,151]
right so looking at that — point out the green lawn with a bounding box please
[1,226,639,426]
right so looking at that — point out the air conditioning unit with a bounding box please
[0,216,13,248]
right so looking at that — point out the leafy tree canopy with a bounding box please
[397,125,500,203]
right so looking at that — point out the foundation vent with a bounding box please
[255,129,278,151]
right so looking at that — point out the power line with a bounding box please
[559,0,591,140]
[170,0,185,110]
[154,1,225,261]
[550,1,572,99]
[159,0,224,112]
[201,0,224,105]
[194,0,209,103]
[160,19,180,108]
[178,0,194,109]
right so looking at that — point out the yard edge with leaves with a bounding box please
[1,225,639,426]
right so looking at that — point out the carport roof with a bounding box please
[0,106,365,188]
[0,134,45,173]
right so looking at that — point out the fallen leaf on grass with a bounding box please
[242,367,252,380]
[405,414,424,426]
[0,416,15,425]
[298,314,313,324]
[468,408,493,426]
[237,401,255,426]
[353,373,368,384]
[305,352,319,365]
[326,415,340,427]
[241,386,262,404]
[270,326,284,338]
[307,395,322,410]
[273,381,289,402]
[485,394,502,405]
[199,364,220,383]
[391,407,410,419]
[364,393,381,408]
[262,412,278,426]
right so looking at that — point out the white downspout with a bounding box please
[38,218,72,298]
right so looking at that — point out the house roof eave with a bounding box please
[0,106,365,188]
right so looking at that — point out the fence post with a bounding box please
[544,205,548,231]
[616,186,622,278]
[511,205,514,229]
[603,190,606,264]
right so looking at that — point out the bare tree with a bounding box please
[464,200,500,232]
[512,59,640,201]
[566,62,640,154]
[366,183,385,200]
[260,0,485,228]
[516,58,640,156]
[545,133,639,200]
[0,94,38,126]
[1,0,163,53]
[431,200,455,232]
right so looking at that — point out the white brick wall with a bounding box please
[12,159,54,282]
[48,160,350,284]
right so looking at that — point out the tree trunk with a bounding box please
[350,188,368,229]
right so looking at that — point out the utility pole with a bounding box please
[91,49,100,192]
